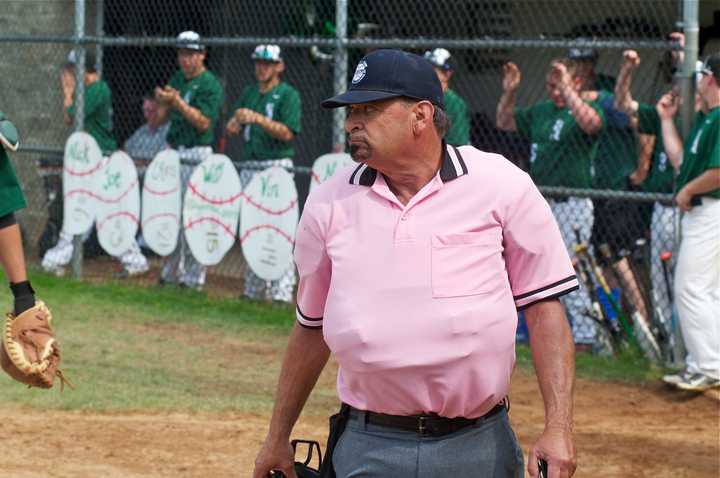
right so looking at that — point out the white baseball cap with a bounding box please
[251,44,282,62]
[424,48,454,71]
[176,31,204,51]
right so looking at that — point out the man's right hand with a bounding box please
[252,438,297,478]
[60,68,75,106]
[622,50,640,70]
[656,91,679,119]
[502,62,521,93]
[225,117,241,136]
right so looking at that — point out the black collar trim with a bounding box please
[348,142,468,187]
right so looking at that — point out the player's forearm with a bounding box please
[173,98,210,133]
[496,91,517,131]
[659,117,683,168]
[562,87,601,135]
[256,115,294,142]
[633,133,655,182]
[681,168,720,196]
[0,223,28,283]
[614,67,638,116]
[525,299,575,431]
[266,323,330,443]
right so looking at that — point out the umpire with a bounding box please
[253,49,578,478]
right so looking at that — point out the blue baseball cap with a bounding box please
[321,49,444,109]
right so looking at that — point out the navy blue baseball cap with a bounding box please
[321,49,444,109]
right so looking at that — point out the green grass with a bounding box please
[516,343,661,382]
[0,270,662,412]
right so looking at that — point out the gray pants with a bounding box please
[160,146,212,289]
[333,408,524,478]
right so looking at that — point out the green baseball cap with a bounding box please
[0,111,19,152]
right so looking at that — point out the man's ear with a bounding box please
[412,101,434,136]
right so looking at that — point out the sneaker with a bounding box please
[676,373,720,391]
[662,369,693,386]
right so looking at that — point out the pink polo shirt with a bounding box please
[295,144,578,419]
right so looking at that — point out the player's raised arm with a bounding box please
[614,50,641,117]
[496,62,521,131]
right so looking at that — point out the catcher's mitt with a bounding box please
[0,301,71,389]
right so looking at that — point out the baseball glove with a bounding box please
[0,301,71,390]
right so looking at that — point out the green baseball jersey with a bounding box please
[0,147,26,216]
[593,90,638,190]
[166,69,223,148]
[444,89,470,146]
[67,79,117,153]
[677,107,720,199]
[595,74,616,92]
[233,81,301,161]
[514,99,605,188]
[637,102,675,194]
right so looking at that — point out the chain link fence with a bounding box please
[2,0,719,355]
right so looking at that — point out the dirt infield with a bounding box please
[1,369,717,478]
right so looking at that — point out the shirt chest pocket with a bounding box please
[431,232,504,298]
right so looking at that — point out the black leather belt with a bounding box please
[350,400,507,437]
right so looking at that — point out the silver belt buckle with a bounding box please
[417,416,428,435]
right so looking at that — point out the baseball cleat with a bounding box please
[675,373,720,391]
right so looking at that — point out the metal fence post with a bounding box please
[670,0,699,367]
[71,0,86,279]
[95,0,104,76]
[680,0,698,140]
[332,0,348,151]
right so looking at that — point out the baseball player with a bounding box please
[42,51,148,278]
[580,49,653,330]
[424,48,470,146]
[0,112,39,315]
[497,58,605,347]
[156,30,223,290]
[656,53,720,391]
[614,48,689,369]
[225,44,301,303]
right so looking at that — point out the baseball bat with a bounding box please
[660,251,674,302]
[599,244,662,361]
[630,238,654,324]
[573,250,618,352]
[661,251,684,364]
[574,228,622,352]
[573,227,631,345]
[217,134,227,154]
[623,241,669,346]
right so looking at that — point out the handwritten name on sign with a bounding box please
[62,132,104,235]
[96,151,140,257]
[240,166,298,281]
[142,149,181,256]
[310,153,354,192]
[183,154,242,266]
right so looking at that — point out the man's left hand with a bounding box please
[675,186,693,212]
[528,426,576,478]
[156,86,181,107]
[234,107,261,124]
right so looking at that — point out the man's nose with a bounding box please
[345,116,362,134]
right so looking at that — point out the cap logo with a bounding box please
[352,60,367,84]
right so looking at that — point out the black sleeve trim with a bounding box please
[513,275,577,300]
[296,305,323,322]
[297,321,323,329]
[516,285,580,311]
[0,212,17,229]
